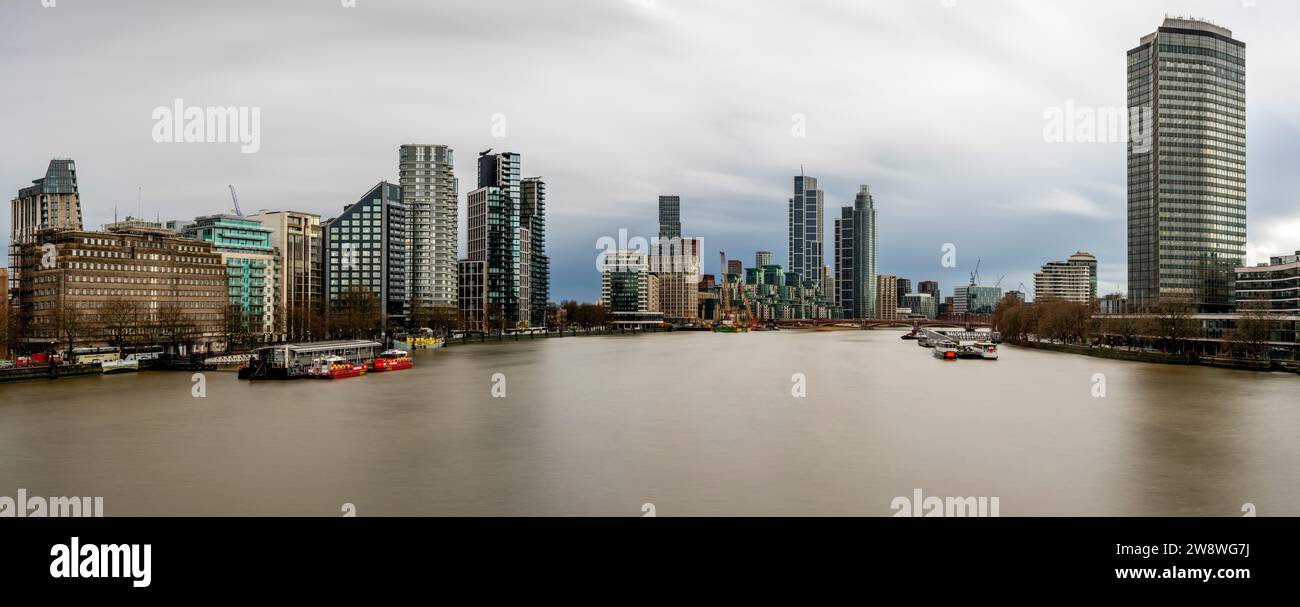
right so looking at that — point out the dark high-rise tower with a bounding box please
[918,280,940,302]
[833,185,878,319]
[658,195,681,239]
[520,177,549,327]
[322,182,407,323]
[467,151,522,326]
[896,278,911,306]
[1128,18,1245,313]
[789,171,824,286]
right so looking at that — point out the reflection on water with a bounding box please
[1,331,1296,516]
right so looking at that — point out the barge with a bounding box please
[238,340,382,380]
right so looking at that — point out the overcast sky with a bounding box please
[3,0,1298,302]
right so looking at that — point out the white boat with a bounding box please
[933,344,958,360]
[955,342,999,360]
[101,359,140,374]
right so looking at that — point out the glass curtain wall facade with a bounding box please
[520,177,549,327]
[323,182,407,324]
[658,195,681,239]
[1128,18,1246,313]
[788,172,824,288]
[834,185,878,319]
[181,215,278,336]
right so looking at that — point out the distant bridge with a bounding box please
[771,318,993,330]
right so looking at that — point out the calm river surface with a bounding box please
[1,330,1297,516]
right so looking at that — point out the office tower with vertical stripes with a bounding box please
[658,195,681,239]
[789,171,825,288]
[834,185,879,319]
[520,177,549,326]
[1127,18,1245,313]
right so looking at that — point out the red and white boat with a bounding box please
[372,349,414,372]
[307,356,367,379]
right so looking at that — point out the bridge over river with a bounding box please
[771,318,993,331]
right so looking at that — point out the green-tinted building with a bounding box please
[730,265,839,320]
[180,215,278,337]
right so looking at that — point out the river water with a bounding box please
[1,330,1296,516]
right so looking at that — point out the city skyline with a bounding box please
[3,1,1299,304]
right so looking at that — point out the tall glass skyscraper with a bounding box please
[463,151,535,326]
[520,177,549,326]
[833,185,878,319]
[658,195,681,239]
[1127,18,1246,313]
[788,171,824,286]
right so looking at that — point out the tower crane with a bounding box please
[228,185,245,217]
[969,259,982,286]
[720,251,728,320]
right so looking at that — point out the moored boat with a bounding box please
[239,340,382,380]
[307,356,367,379]
[713,319,750,333]
[713,325,750,333]
[933,344,958,360]
[955,342,998,360]
[411,336,445,349]
[101,359,139,374]
[372,349,414,372]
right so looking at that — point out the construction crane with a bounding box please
[969,259,982,286]
[719,252,729,318]
[228,185,244,217]
[995,274,1006,289]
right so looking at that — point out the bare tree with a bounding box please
[223,304,252,353]
[155,301,199,354]
[0,305,12,359]
[544,302,561,329]
[484,303,506,335]
[1149,298,1199,355]
[406,296,434,332]
[573,303,611,330]
[561,300,579,325]
[332,285,381,339]
[50,305,87,360]
[1230,301,1273,360]
[99,297,141,355]
[992,297,1025,344]
[427,306,459,335]
[1110,315,1139,350]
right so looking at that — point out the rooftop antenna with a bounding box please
[137,186,142,219]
